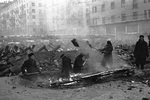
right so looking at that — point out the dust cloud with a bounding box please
[74,38,130,73]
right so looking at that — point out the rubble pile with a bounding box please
[0,41,79,77]
[0,39,150,91]
[115,44,136,65]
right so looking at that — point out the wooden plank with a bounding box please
[50,68,134,87]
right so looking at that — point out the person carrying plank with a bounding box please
[21,53,41,75]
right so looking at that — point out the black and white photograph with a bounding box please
[0,0,150,100]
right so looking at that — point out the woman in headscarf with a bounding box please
[101,41,113,69]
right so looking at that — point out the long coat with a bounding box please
[61,56,72,78]
[73,54,84,73]
[134,40,149,65]
[101,44,113,67]
[21,58,40,74]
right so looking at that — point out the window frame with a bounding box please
[133,11,138,20]
[101,4,105,12]
[121,0,125,7]
[144,10,147,18]
[121,13,126,21]
[39,3,42,7]
[32,9,35,13]
[133,0,138,9]
[32,15,36,19]
[111,15,115,22]
[32,2,35,7]
[102,17,106,24]
[111,2,115,10]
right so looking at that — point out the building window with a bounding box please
[39,21,43,25]
[102,17,106,24]
[101,4,105,12]
[144,10,147,18]
[133,0,138,9]
[86,8,89,14]
[149,9,150,18]
[121,13,126,21]
[93,19,94,25]
[92,6,97,13]
[111,2,115,9]
[32,2,35,6]
[86,19,90,25]
[32,9,35,13]
[27,15,29,19]
[33,28,36,32]
[92,0,96,2]
[39,9,42,14]
[121,0,125,7]
[32,15,36,19]
[144,0,147,3]
[111,15,115,22]
[133,12,138,19]
[93,18,97,25]
[39,3,42,7]
[40,28,43,32]
[32,22,36,25]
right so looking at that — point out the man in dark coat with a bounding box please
[73,53,85,73]
[21,53,41,74]
[134,35,149,70]
[60,54,72,78]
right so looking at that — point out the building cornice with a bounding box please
[90,18,150,27]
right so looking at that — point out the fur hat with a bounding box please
[139,35,144,38]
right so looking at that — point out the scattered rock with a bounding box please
[12,86,16,89]
[142,98,149,100]
[127,87,132,90]
[127,86,137,90]
[109,96,113,99]
[139,89,142,92]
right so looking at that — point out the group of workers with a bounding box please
[21,35,149,79]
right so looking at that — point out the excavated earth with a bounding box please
[0,51,150,100]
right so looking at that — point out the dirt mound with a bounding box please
[5,71,59,89]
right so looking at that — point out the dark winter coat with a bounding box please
[21,58,40,74]
[73,54,85,73]
[134,40,149,59]
[61,56,72,77]
[134,40,149,64]
[101,44,113,67]
[102,44,113,56]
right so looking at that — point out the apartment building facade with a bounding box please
[87,0,150,40]
[46,0,88,36]
[46,0,68,36]
[0,0,47,36]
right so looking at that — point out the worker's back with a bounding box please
[21,58,39,74]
